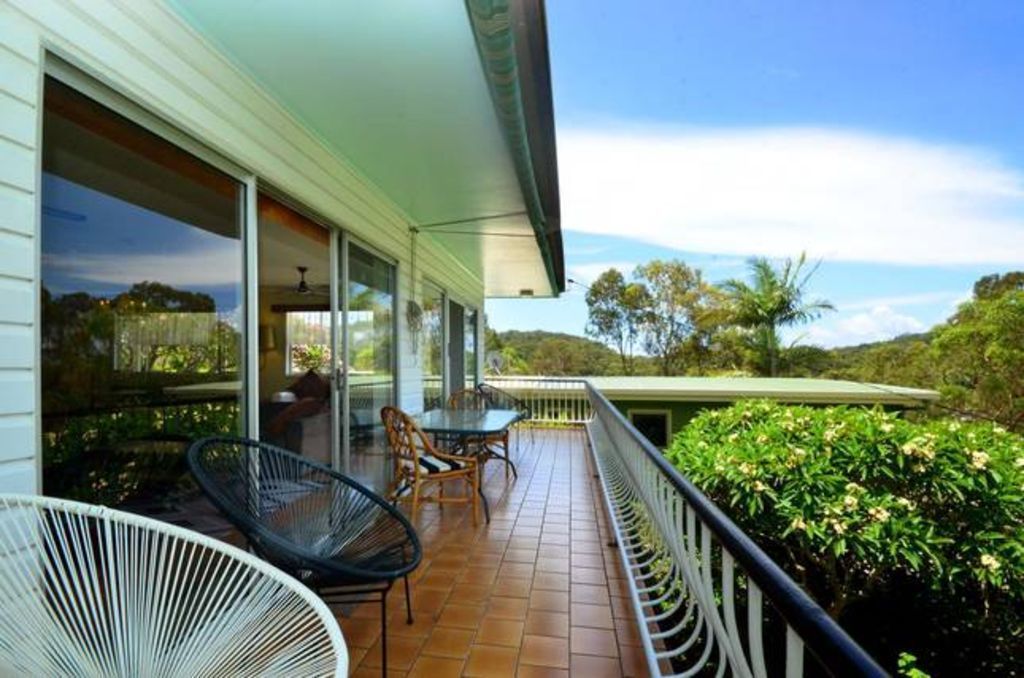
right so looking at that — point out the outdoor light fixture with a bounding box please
[519,288,534,297]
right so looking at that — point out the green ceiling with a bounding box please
[169,0,553,296]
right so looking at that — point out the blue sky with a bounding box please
[487,1,1024,347]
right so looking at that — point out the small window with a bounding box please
[629,410,670,448]
[285,310,331,375]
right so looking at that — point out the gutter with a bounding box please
[465,0,565,294]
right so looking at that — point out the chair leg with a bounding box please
[439,480,444,510]
[380,592,388,677]
[471,470,480,526]
[504,432,510,479]
[404,575,413,624]
[411,482,420,523]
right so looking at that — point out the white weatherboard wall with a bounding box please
[0,0,486,493]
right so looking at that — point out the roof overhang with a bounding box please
[168,0,563,297]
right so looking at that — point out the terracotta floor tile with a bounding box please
[532,572,569,591]
[508,537,540,551]
[338,616,381,649]
[519,634,570,669]
[570,566,607,586]
[516,664,569,678]
[614,617,642,647]
[349,667,406,678]
[570,627,619,658]
[571,653,623,677]
[570,602,615,629]
[572,553,605,569]
[499,562,536,579]
[571,584,611,606]
[539,533,570,545]
[359,634,424,671]
[407,654,465,678]
[460,567,499,586]
[524,610,569,638]
[421,626,475,658]
[492,576,532,598]
[464,644,519,677]
[535,557,569,574]
[454,583,492,604]
[387,609,438,638]
[436,603,486,629]
[504,548,538,563]
[537,545,570,559]
[529,589,569,613]
[610,595,634,620]
[571,540,603,554]
[619,643,649,677]
[476,618,525,647]
[487,595,529,620]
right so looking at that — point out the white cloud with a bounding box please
[839,290,969,311]
[559,127,1024,266]
[567,261,638,286]
[805,305,926,347]
[44,244,242,288]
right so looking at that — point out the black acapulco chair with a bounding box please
[187,436,422,676]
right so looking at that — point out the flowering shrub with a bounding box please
[666,401,1024,674]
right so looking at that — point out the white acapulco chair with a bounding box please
[0,493,348,677]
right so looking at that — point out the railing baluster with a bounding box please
[785,627,804,678]
[578,380,883,678]
[748,583,769,678]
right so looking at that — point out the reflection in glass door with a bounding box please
[345,242,396,492]
[422,282,446,410]
[40,76,245,529]
[256,195,334,467]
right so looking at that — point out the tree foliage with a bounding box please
[722,253,834,376]
[584,269,648,375]
[667,401,1024,674]
[932,290,1024,430]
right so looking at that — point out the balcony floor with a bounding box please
[339,427,648,677]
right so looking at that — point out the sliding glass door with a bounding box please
[345,242,396,492]
[40,76,244,528]
[422,282,446,409]
[256,194,334,467]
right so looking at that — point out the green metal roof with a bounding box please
[586,377,939,407]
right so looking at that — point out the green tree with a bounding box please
[973,271,1024,300]
[584,269,649,375]
[723,253,834,376]
[932,290,1024,431]
[633,260,717,376]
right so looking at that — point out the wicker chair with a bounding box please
[0,493,347,677]
[449,388,515,479]
[381,406,480,525]
[187,437,421,675]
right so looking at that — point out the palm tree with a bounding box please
[722,253,834,376]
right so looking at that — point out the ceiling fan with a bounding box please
[294,266,330,297]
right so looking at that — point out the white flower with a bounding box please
[880,423,894,434]
[843,495,859,510]
[752,480,767,493]
[738,462,755,476]
[969,450,990,471]
[790,517,807,531]
[867,507,891,522]
[1014,457,1024,468]
[895,497,915,510]
[845,482,863,493]
[980,554,1001,572]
